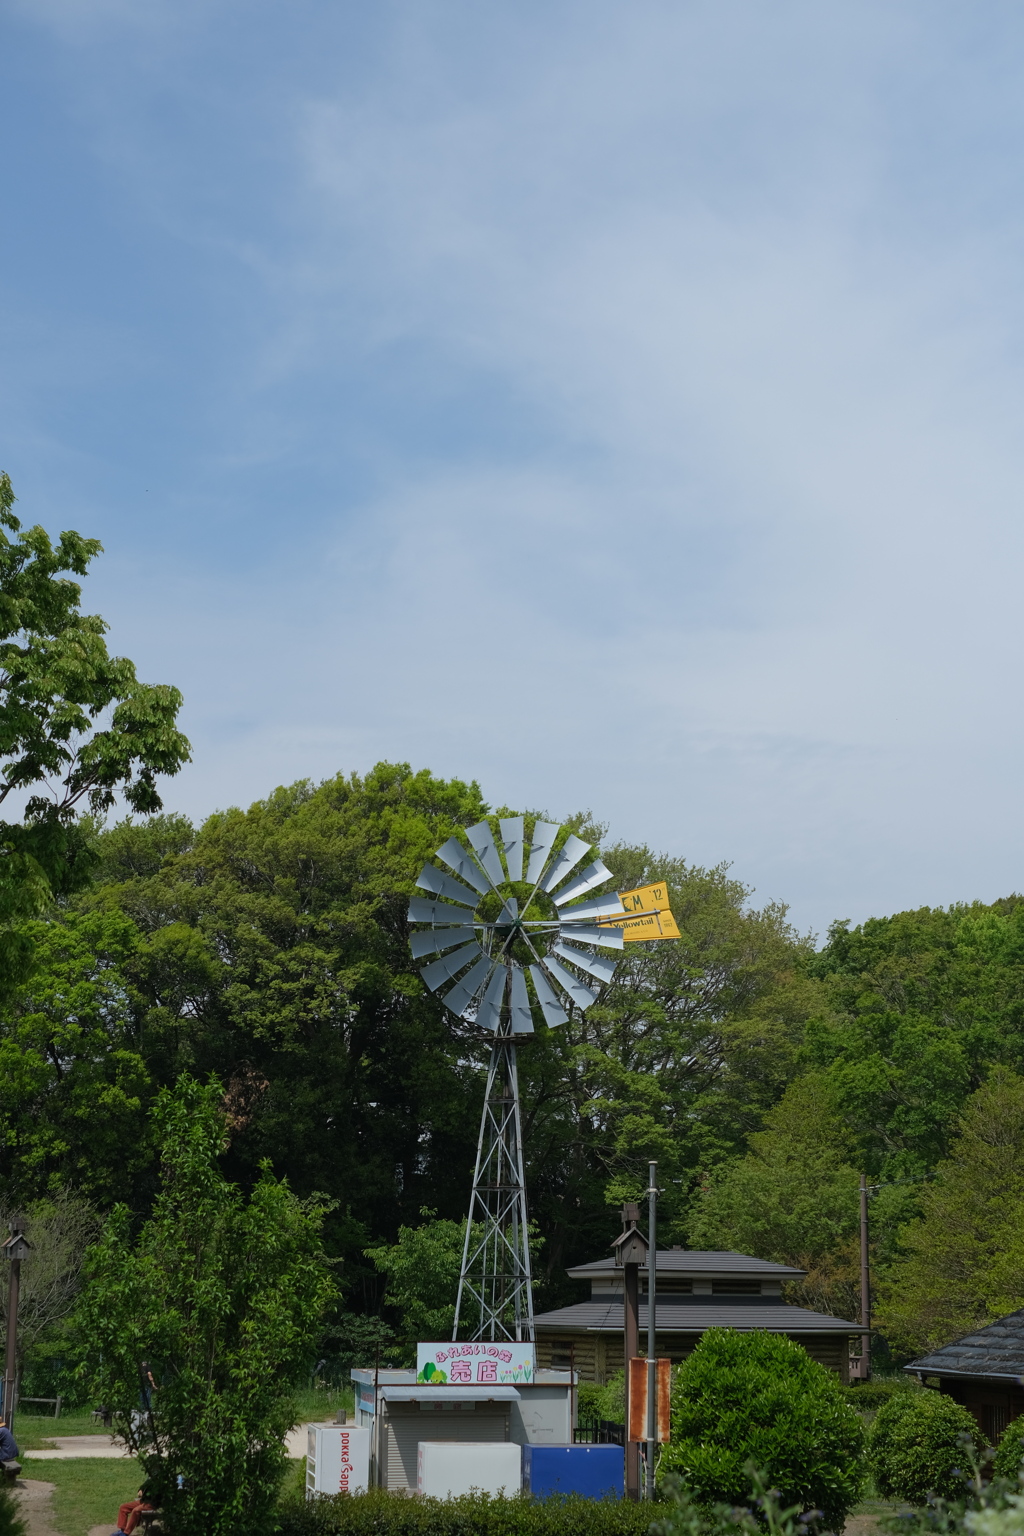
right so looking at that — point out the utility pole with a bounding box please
[645,1162,658,1500]
[612,1203,647,1501]
[859,1174,870,1381]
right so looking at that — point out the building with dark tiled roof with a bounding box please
[907,1310,1024,1442]
[533,1247,861,1383]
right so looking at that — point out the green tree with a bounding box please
[876,1068,1024,1355]
[658,1328,864,1528]
[6,765,491,1255]
[686,1075,861,1316]
[806,899,1024,1179]
[0,1191,100,1389]
[0,778,820,1309]
[76,1075,335,1536]
[515,847,817,1286]
[0,906,153,1205]
[365,1209,466,1356]
[0,474,189,983]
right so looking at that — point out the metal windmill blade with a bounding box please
[408,816,628,1346]
[409,820,626,1035]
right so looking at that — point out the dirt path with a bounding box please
[13,1479,59,1536]
[844,1516,884,1536]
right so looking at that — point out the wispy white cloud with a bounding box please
[7,0,1024,930]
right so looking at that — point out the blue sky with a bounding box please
[4,0,1024,937]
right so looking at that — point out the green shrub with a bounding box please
[868,1389,985,1503]
[0,1481,26,1536]
[841,1380,916,1411]
[278,1481,831,1536]
[657,1329,864,1529]
[578,1372,626,1427]
[992,1418,1024,1481]
[961,1489,1024,1536]
[276,1488,653,1536]
[655,1467,849,1536]
[576,1381,604,1425]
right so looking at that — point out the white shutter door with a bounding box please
[384,1413,509,1491]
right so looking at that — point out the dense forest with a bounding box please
[0,478,1018,1375]
[5,756,1024,1373]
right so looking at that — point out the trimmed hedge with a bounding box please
[868,1390,986,1503]
[657,1329,864,1529]
[992,1418,1024,1481]
[841,1381,917,1411]
[276,1489,653,1536]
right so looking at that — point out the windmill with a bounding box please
[409,817,676,1344]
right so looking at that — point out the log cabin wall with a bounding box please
[939,1377,1024,1442]
[535,1330,852,1384]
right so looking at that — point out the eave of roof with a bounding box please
[906,1309,1024,1380]
[908,1367,1024,1385]
[534,1295,858,1333]
[380,1386,522,1402]
[566,1250,806,1281]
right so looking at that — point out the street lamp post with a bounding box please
[645,1162,658,1501]
[2,1219,32,1429]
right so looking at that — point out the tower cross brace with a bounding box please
[453,1012,534,1343]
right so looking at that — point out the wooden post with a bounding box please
[859,1174,871,1381]
[613,1201,648,1502]
[3,1255,20,1428]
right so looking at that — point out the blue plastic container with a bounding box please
[521,1443,625,1500]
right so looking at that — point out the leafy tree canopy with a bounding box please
[806,899,1024,1176]
[365,1208,466,1355]
[0,475,189,956]
[686,1075,861,1318]
[876,1067,1024,1355]
[0,770,813,1328]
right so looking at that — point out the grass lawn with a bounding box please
[14,1411,105,1450]
[844,1488,904,1534]
[292,1385,354,1422]
[33,1456,308,1536]
[24,1459,142,1536]
[11,1392,333,1535]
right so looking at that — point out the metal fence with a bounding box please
[573,1418,625,1446]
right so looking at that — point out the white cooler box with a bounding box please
[306,1423,370,1498]
[417,1440,520,1499]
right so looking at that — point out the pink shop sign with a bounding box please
[416,1341,535,1385]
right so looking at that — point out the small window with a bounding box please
[711,1279,761,1295]
[646,1280,692,1294]
[986,1405,1011,1441]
